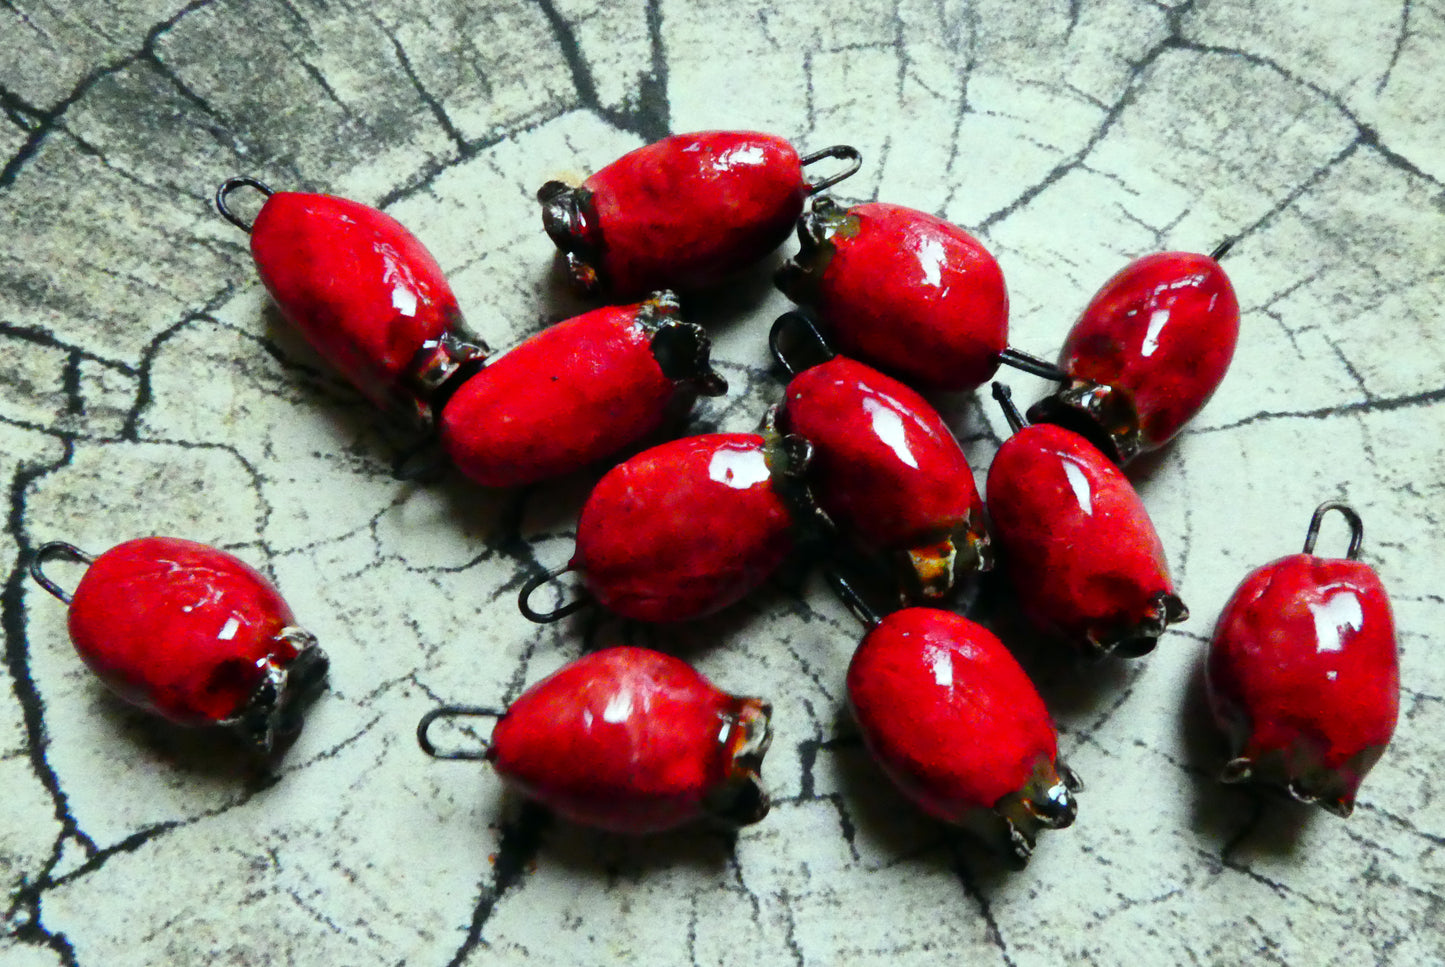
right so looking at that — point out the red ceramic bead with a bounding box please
[776,200,1009,392]
[55,537,325,747]
[1206,505,1397,816]
[847,608,1078,860]
[1029,251,1240,464]
[569,433,795,622]
[438,293,723,487]
[776,355,989,598]
[986,422,1186,657]
[487,647,772,833]
[540,131,815,298]
[249,191,467,411]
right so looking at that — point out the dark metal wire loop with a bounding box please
[215,176,274,233]
[997,347,1069,382]
[417,705,503,761]
[823,568,882,631]
[517,565,591,623]
[768,311,835,378]
[991,382,1027,434]
[1303,501,1364,560]
[391,434,449,483]
[28,542,94,605]
[800,145,862,195]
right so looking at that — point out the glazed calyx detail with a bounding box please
[404,321,491,425]
[773,195,857,301]
[538,180,603,294]
[1027,379,1143,466]
[1220,741,1384,818]
[701,697,774,827]
[224,628,330,755]
[638,290,728,397]
[1086,590,1190,659]
[899,510,994,603]
[992,758,1084,865]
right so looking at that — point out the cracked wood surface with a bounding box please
[2,1,1443,964]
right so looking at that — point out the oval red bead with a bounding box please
[439,298,710,488]
[66,537,301,726]
[776,356,987,595]
[1207,552,1398,815]
[848,609,1061,819]
[1036,251,1240,460]
[542,131,807,298]
[250,191,462,408]
[488,647,771,833]
[986,423,1184,656]
[777,201,1008,392]
[570,433,795,622]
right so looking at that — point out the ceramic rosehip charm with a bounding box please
[776,199,1009,392]
[986,384,1187,657]
[520,432,806,624]
[840,596,1080,864]
[218,179,725,488]
[769,312,991,600]
[438,292,725,487]
[29,538,328,753]
[1027,245,1240,464]
[218,178,485,418]
[418,647,772,833]
[539,131,860,298]
[1206,501,1398,816]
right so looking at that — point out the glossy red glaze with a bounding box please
[565,131,806,297]
[250,192,461,407]
[571,433,794,622]
[777,356,981,550]
[1207,553,1398,808]
[781,202,1008,391]
[1060,251,1239,449]
[847,609,1059,818]
[66,537,300,726]
[488,647,768,833]
[439,303,677,487]
[986,423,1178,651]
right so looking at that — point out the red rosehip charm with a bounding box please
[29,538,328,753]
[770,313,990,600]
[418,647,772,833]
[986,384,1187,657]
[521,433,802,624]
[221,180,727,489]
[845,605,1080,863]
[776,199,1009,392]
[1028,246,1240,464]
[539,131,860,298]
[1206,501,1398,816]
[218,178,485,419]
[438,292,725,487]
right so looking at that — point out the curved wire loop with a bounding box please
[800,145,862,195]
[416,705,503,761]
[517,565,591,623]
[28,542,95,605]
[768,311,836,378]
[215,176,274,232]
[391,434,449,483]
[1303,501,1364,560]
[823,567,882,631]
[991,382,1027,434]
[996,347,1069,382]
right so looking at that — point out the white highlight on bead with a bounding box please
[708,447,770,489]
[1310,588,1362,654]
